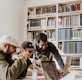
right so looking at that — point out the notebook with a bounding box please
[41,56,72,80]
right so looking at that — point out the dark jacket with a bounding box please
[33,42,64,70]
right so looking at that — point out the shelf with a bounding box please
[58,10,82,16]
[28,13,57,19]
[70,68,82,71]
[58,39,82,42]
[27,27,56,31]
[59,0,82,5]
[61,54,82,57]
[58,26,82,29]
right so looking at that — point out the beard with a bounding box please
[5,44,11,55]
[4,45,13,64]
[4,51,13,65]
[5,46,11,59]
[39,47,46,52]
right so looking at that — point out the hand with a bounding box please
[15,51,28,61]
[20,49,32,60]
[58,69,64,74]
[57,69,64,79]
[18,52,29,60]
[36,60,41,66]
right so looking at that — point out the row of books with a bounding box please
[27,31,56,41]
[58,29,72,40]
[28,3,82,16]
[47,18,56,27]
[58,29,82,40]
[63,41,82,54]
[38,6,56,14]
[72,29,82,40]
[28,6,56,15]
[43,30,56,40]
[71,57,80,66]
[58,14,82,27]
[29,19,56,29]
[29,13,82,28]
[28,8,35,16]
[30,19,41,27]
[59,3,82,13]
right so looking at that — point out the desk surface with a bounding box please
[17,76,45,80]
[17,71,82,80]
[60,71,82,80]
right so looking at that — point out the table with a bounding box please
[17,76,45,80]
[17,71,82,80]
[60,71,82,80]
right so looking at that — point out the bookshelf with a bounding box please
[58,0,82,54]
[26,0,82,68]
[27,4,57,42]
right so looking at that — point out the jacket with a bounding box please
[0,51,27,80]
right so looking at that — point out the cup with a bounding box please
[32,69,37,80]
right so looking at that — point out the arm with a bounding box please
[0,59,27,80]
[0,54,27,80]
[48,42,65,70]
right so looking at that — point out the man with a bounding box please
[17,41,35,78]
[12,41,42,77]
[0,35,34,80]
[33,33,64,70]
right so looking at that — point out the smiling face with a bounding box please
[38,40,48,51]
[25,49,33,58]
[20,48,34,59]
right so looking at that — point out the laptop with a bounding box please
[41,61,59,80]
[41,56,72,80]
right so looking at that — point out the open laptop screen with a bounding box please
[41,61,59,80]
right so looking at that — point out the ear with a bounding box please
[3,43,8,48]
[3,43,8,53]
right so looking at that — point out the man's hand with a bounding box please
[35,59,41,67]
[57,69,64,74]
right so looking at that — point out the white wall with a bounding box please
[0,0,25,44]
[25,0,78,7]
